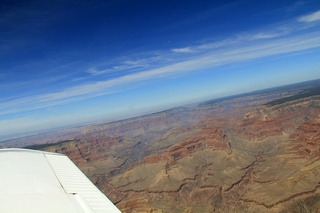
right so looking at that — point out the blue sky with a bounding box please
[1,0,320,140]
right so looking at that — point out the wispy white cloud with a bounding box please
[298,10,320,22]
[196,39,236,50]
[171,47,193,53]
[285,1,306,13]
[86,58,152,76]
[86,67,107,75]
[112,59,150,70]
[250,32,286,40]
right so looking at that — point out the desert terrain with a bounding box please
[2,79,320,212]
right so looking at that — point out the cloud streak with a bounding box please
[298,10,320,22]
[171,47,193,53]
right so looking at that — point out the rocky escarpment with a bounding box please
[144,125,231,165]
[290,118,320,157]
[101,96,320,212]
[38,118,200,185]
[236,96,320,141]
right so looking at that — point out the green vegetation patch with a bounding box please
[265,86,320,107]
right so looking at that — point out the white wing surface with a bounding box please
[0,148,121,213]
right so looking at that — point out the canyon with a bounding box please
[2,79,320,212]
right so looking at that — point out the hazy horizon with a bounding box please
[1,78,319,141]
[1,0,320,139]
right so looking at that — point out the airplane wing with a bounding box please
[0,148,121,213]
